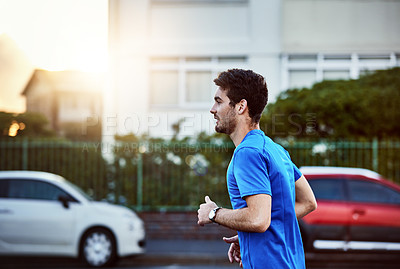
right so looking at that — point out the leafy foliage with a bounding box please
[260,68,400,139]
[112,131,234,209]
[60,120,102,141]
[0,111,55,137]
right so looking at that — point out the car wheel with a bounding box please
[80,228,117,267]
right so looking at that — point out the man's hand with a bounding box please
[223,235,242,267]
[197,196,218,226]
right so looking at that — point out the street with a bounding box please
[1,252,400,269]
[1,240,399,269]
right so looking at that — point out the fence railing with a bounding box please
[285,139,400,182]
[1,138,399,211]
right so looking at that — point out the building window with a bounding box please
[150,56,248,108]
[289,70,316,89]
[323,70,350,81]
[281,52,399,91]
[186,71,212,103]
[150,70,179,105]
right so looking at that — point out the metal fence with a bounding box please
[1,138,399,211]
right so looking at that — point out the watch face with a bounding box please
[209,209,215,220]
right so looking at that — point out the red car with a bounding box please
[299,166,400,252]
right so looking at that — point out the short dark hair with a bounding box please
[214,69,268,123]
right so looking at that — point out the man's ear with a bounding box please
[237,99,248,115]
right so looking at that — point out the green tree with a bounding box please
[260,68,400,140]
[60,120,102,142]
[0,111,55,138]
[112,129,234,209]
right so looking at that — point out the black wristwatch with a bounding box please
[209,207,222,223]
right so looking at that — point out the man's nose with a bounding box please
[210,105,216,114]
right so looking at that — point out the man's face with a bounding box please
[210,87,237,135]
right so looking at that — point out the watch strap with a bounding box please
[209,207,221,223]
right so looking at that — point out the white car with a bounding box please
[0,171,146,267]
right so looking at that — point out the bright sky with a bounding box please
[0,0,108,72]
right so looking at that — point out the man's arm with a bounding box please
[198,194,271,233]
[295,175,317,218]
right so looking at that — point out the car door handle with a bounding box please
[0,208,13,214]
[353,209,366,215]
[352,209,366,220]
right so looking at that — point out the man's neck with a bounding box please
[230,122,260,147]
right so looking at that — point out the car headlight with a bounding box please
[123,212,135,219]
[123,211,144,232]
[123,210,140,220]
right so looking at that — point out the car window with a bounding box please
[6,179,75,201]
[0,180,9,197]
[308,178,347,201]
[348,179,400,205]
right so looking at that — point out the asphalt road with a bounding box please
[1,256,400,269]
[1,240,399,269]
[1,255,400,269]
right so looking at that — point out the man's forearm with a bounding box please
[295,202,308,219]
[215,207,269,233]
[197,194,271,233]
[295,200,317,219]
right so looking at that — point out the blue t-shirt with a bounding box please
[227,129,304,269]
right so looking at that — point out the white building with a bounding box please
[107,0,400,139]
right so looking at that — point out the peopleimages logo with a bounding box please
[82,113,218,138]
[81,112,318,138]
[264,113,318,136]
[81,141,233,154]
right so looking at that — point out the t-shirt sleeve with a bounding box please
[233,147,271,199]
[293,162,302,181]
[284,149,302,181]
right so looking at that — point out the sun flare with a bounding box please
[0,0,108,73]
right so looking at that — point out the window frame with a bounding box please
[0,178,79,203]
[281,52,399,91]
[345,177,400,206]
[149,56,249,109]
[307,177,348,202]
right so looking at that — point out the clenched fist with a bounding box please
[197,196,218,226]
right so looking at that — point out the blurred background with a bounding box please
[0,0,400,267]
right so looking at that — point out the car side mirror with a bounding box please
[58,195,70,209]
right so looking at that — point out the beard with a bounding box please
[215,109,237,135]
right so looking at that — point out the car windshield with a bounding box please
[64,180,94,201]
